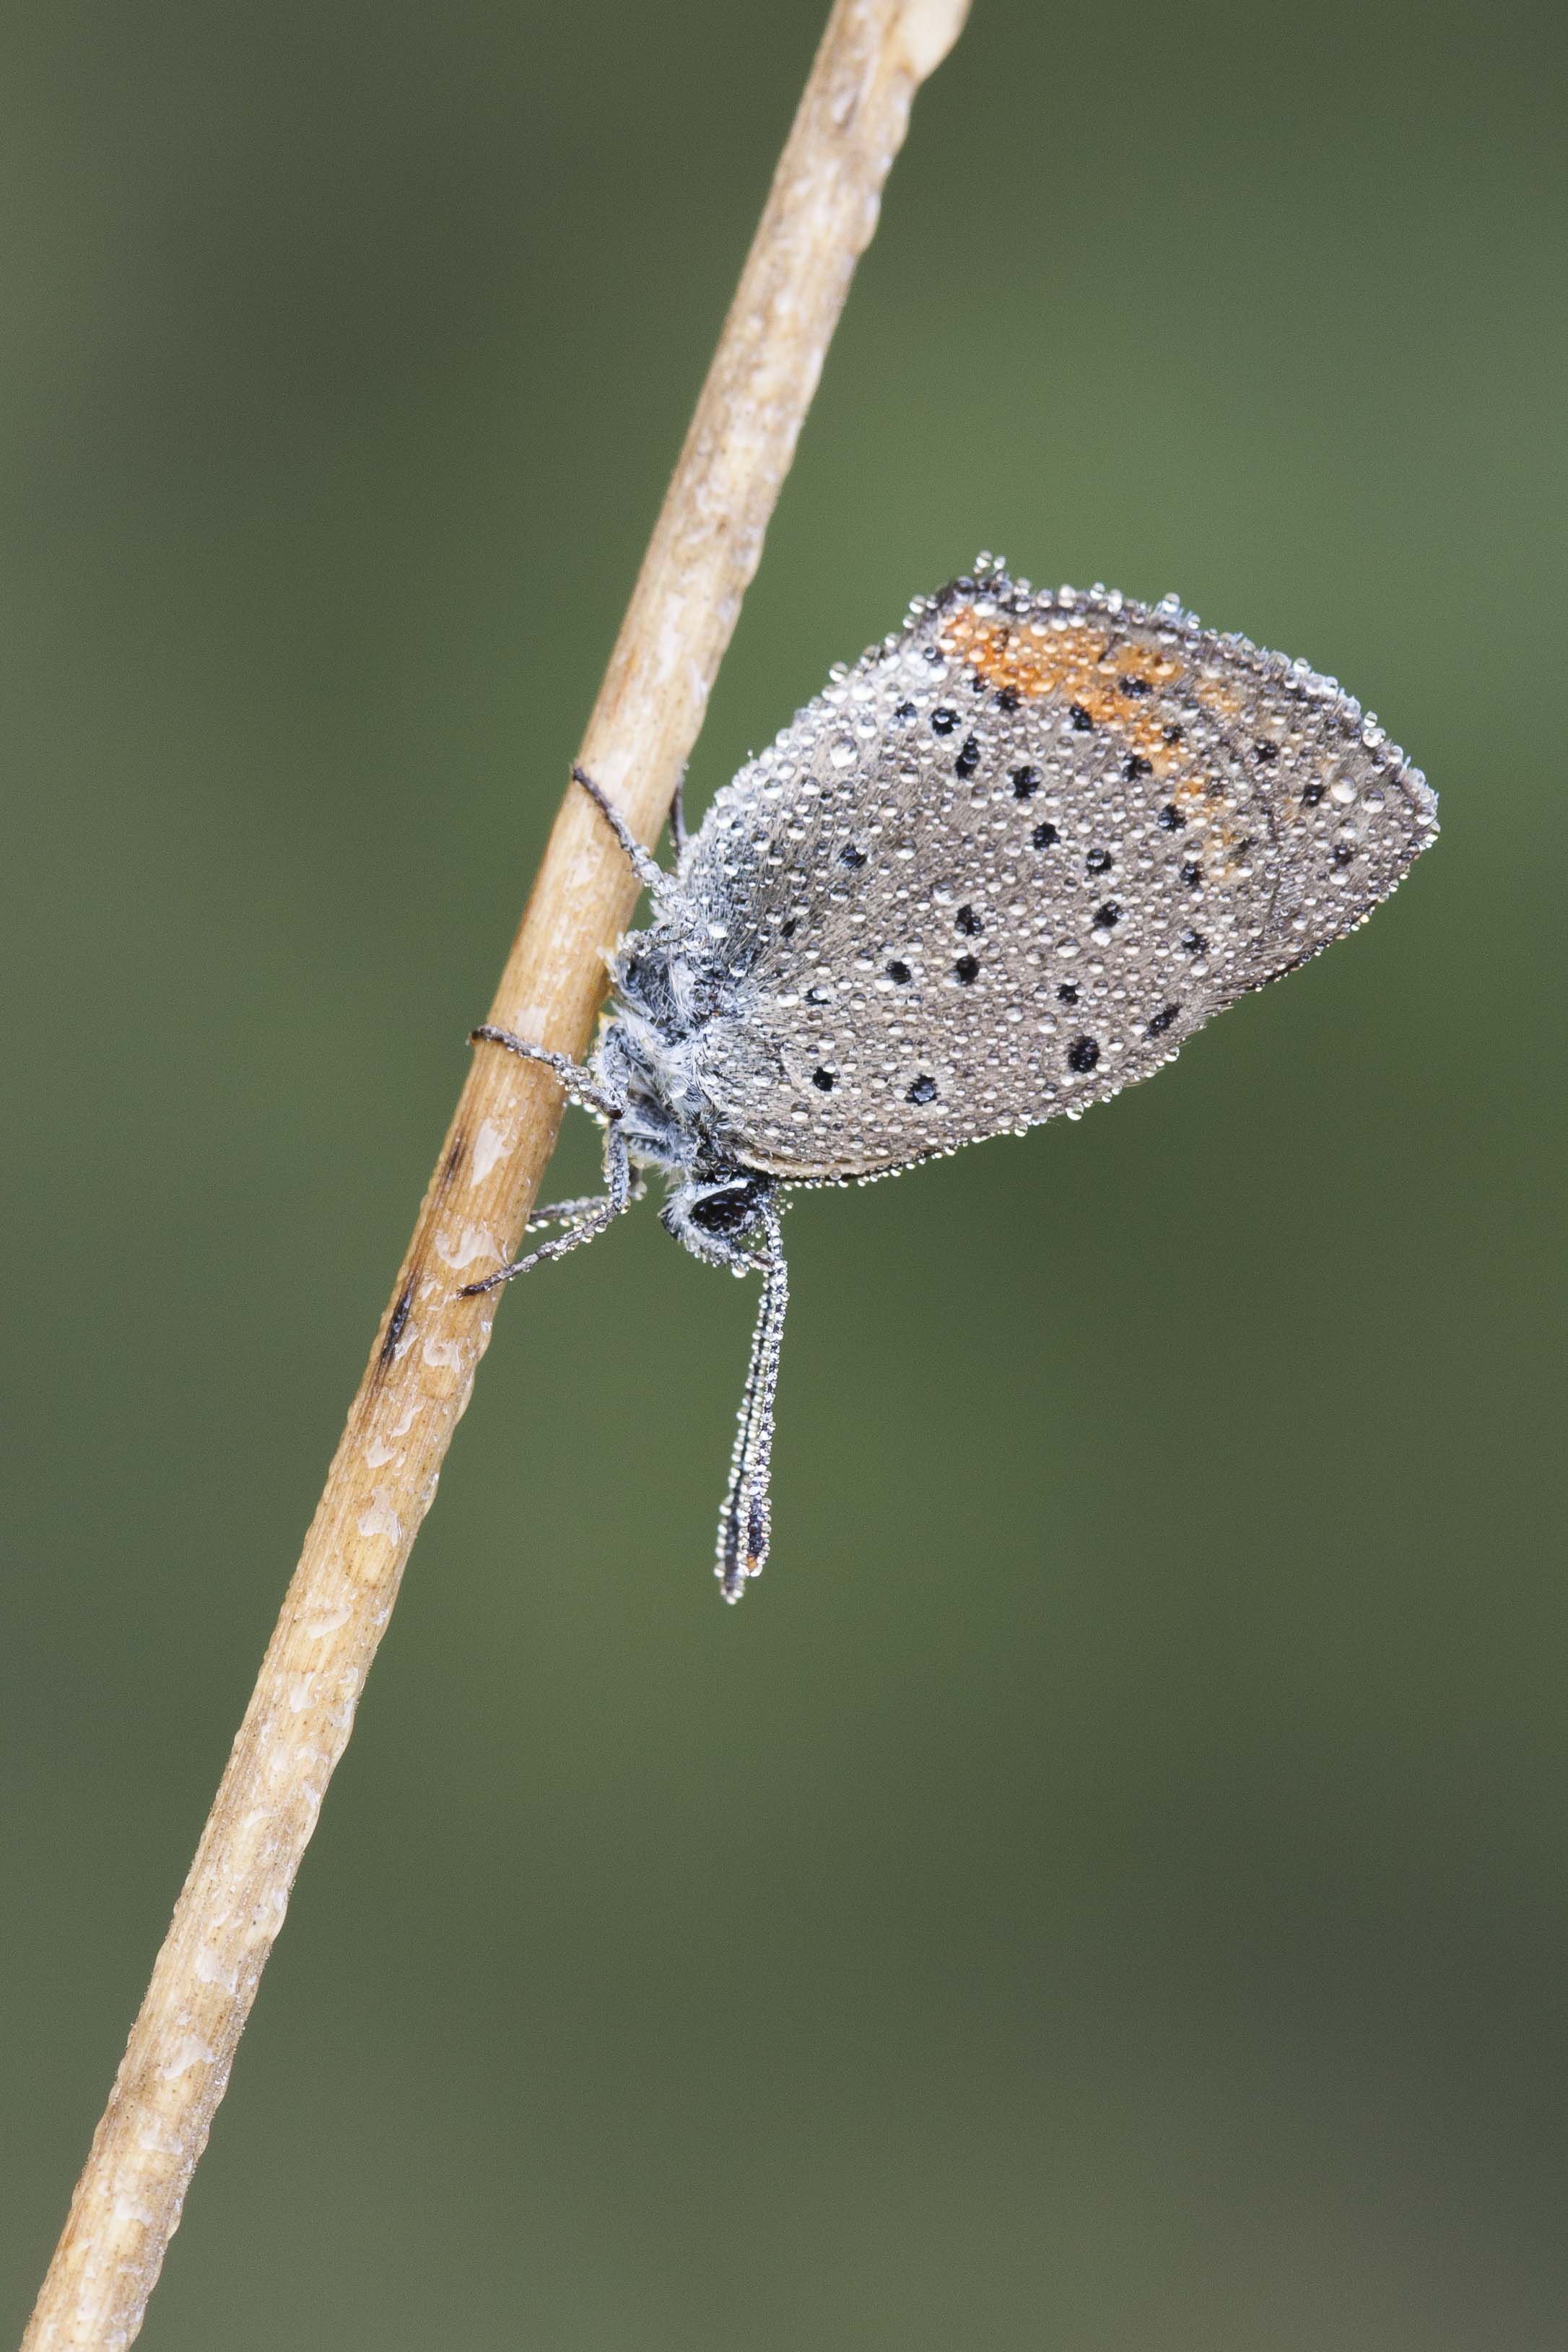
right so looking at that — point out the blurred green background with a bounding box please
[3,0,1564,2343]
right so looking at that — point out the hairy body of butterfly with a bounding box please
[464,562,1438,1600]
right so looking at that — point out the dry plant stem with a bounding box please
[22,4,971,2346]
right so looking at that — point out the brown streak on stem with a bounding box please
[375,1273,418,1376]
[21,3,970,2346]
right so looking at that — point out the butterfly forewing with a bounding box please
[676,575,1436,1181]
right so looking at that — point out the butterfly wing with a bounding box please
[671,571,1437,1182]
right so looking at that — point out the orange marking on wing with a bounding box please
[938,603,1260,868]
[940,604,1187,770]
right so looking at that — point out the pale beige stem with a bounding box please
[22,4,970,2346]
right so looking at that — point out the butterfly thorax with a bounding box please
[599,936,777,1268]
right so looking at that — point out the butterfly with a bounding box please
[464,561,1437,1597]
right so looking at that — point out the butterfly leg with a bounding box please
[571,765,667,894]
[524,1172,644,1232]
[468,1024,624,1120]
[716,1201,788,1603]
[461,1118,635,1297]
